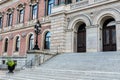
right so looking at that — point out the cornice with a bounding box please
[67,0,119,14]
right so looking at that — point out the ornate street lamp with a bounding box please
[33,20,41,50]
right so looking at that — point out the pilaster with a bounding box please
[116,21,120,51]
[86,25,99,52]
[50,13,67,53]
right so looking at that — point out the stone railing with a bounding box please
[70,0,89,9]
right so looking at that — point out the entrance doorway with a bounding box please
[102,18,116,51]
[77,23,86,52]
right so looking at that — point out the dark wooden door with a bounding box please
[77,23,86,52]
[103,26,116,51]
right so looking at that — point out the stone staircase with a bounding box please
[1,52,120,80]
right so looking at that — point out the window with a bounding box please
[17,3,26,23]
[32,4,38,19]
[47,0,54,15]
[2,60,5,64]
[76,0,81,2]
[66,0,72,4]
[54,0,71,6]
[29,34,34,50]
[8,13,12,26]
[15,37,20,51]
[44,32,51,49]
[19,9,24,23]
[0,17,2,28]
[4,38,8,52]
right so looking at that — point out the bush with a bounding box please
[6,60,16,67]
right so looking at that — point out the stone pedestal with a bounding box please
[27,50,56,66]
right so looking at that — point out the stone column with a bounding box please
[86,25,99,52]
[116,21,120,51]
[65,29,74,52]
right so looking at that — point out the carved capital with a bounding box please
[64,29,73,32]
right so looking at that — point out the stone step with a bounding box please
[3,68,120,80]
[1,52,120,80]
[40,52,120,72]
[20,68,120,78]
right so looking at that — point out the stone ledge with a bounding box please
[27,50,57,55]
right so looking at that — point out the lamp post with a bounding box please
[33,20,41,50]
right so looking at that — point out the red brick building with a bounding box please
[0,0,52,68]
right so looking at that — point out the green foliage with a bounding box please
[6,59,16,67]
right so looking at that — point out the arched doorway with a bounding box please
[102,18,116,51]
[77,23,86,52]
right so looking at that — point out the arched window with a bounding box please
[0,12,3,28]
[17,4,25,23]
[6,8,14,26]
[32,4,38,19]
[47,0,54,15]
[29,0,39,20]
[4,38,8,52]
[44,32,51,49]
[15,36,20,51]
[29,34,34,50]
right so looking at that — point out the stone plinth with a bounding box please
[27,50,56,66]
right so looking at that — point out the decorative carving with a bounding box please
[29,0,39,5]
[71,0,88,9]
[17,3,26,11]
[22,32,27,38]
[9,34,13,40]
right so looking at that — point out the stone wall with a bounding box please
[51,0,120,53]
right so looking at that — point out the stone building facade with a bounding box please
[50,0,120,53]
[0,0,120,68]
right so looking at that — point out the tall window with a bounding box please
[19,9,24,23]
[15,37,20,51]
[29,34,34,50]
[8,13,12,26]
[4,38,8,52]
[32,4,38,19]
[48,0,54,15]
[0,17,2,28]
[44,32,51,49]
